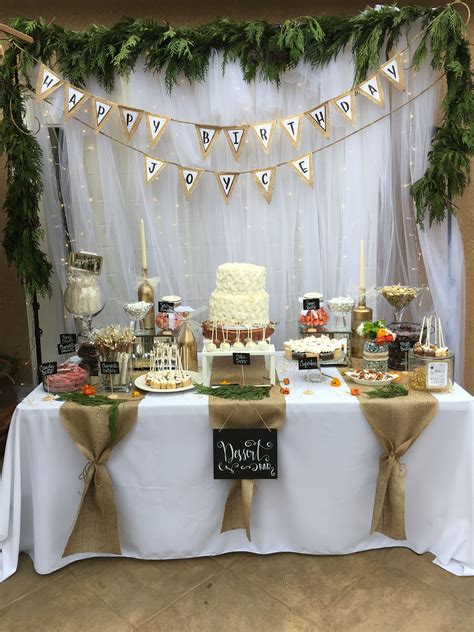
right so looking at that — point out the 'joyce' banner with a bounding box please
[179,167,203,200]
[289,154,313,187]
[144,155,166,184]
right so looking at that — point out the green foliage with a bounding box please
[365,383,409,398]
[0,5,472,295]
[58,391,125,439]
[193,382,272,400]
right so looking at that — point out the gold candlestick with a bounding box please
[137,269,155,335]
[351,289,373,359]
[177,311,198,372]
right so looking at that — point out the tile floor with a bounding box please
[0,548,472,631]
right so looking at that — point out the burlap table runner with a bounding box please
[60,398,140,556]
[354,379,438,540]
[209,356,285,540]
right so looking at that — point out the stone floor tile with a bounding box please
[0,572,132,631]
[137,568,314,632]
[325,566,474,632]
[230,549,386,622]
[382,547,474,606]
[0,553,68,608]
[71,556,220,626]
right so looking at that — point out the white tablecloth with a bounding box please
[1,362,473,581]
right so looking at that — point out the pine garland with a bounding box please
[58,391,122,439]
[1,5,472,295]
[193,382,272,400]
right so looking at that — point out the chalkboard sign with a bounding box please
[298,356,319,370]
[303,298,320,310]
[57,342,76,355]
[60,333,77,345]
[213,429,277,479]
[39,361,57,376]
[233,353,251,366]
[100,361,120,374]
[158,301,174,313]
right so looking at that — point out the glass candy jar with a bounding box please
[363,339,389,372]
[64,257,104,343]
[408,350,454,393]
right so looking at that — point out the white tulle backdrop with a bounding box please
[27,28,465,383]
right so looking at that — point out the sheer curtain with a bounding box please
[28,29,465,383]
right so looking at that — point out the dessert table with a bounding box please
[0,359,472,582]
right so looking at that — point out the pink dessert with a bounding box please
[43,362,89,393]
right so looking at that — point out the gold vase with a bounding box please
[137,269,155,335]
[177,312,198,372]
[351,290,373,359]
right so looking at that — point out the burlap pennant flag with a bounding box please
[223,126,248,161]
[305,103,330,138]
[146,113,170,148]
[144,154,166,184]
[36,65,63,100]
[64,84,89,120]
[252,168,276,203]
[280,114,302,148]
[196,125,221,158]
[379,54,405,91]
[252,121,275,153]
[358,74,385,108]
[60,399,140,556]
[119,106,143,142]
[215,172,239,203]
[331,91,356,125]
[289,153,314,187]
[179,167,203,200]
[92,97,115,133]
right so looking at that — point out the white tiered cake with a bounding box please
[209,262,269,326]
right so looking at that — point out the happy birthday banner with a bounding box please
[36,54,405,203]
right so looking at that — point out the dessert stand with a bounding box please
[201,343,276,387]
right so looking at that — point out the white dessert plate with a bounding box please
[346,371,399,386]
[134,372,202,394]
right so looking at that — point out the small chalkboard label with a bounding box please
[57,342,76,355]
[60,333,77,345]
[158,301,174,313]
[100,361,120,374]
[298,357,319,370]
[303,298,320,310]
[213,429,277,479]
[233,353,251,366]
[39,361,57,376]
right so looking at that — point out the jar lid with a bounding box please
[303,292,323,300]
[162,295,181,303]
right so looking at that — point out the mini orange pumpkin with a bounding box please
[81,384,96,396]
[350,387,361,396]
[330,377,342,387]
[280,386,290,395]
[283,378,290,385]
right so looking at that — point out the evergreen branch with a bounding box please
[193,382,272,400]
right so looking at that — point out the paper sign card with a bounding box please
[64,85,89,119]
[60,333,77,345]
[39,362,58,376]
[252,121,275,153]
[36,65,63,100]
[146,114,170,148]
[252,168,276,203]
[280,115,302,147]
[379,54,405,91]
[158,301,175,313]
[358,74,385,107]
[179,167,203,200]
[298,357,319,370]
[144,155,166,184]
[92,97,115,132]
[57,342,76,355]
[233,353,251,366]
[289,154,313,187]
[196,125,221,158]
[100,361,120,375]
[119,106,143,142]
[216,173,239,203]
[305,103,329,138]
[224,126,248,160]
[331,91,356,125]
[213,428,278,479]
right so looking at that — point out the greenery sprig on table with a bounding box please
[193,382,272,400]
[365,383,409,398]
[0,4,472,296]
[58,391,122,439]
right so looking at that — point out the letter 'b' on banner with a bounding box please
[196,125,221,158]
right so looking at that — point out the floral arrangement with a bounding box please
[356,320,396,346]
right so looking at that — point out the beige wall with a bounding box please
[1,0,472,389]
